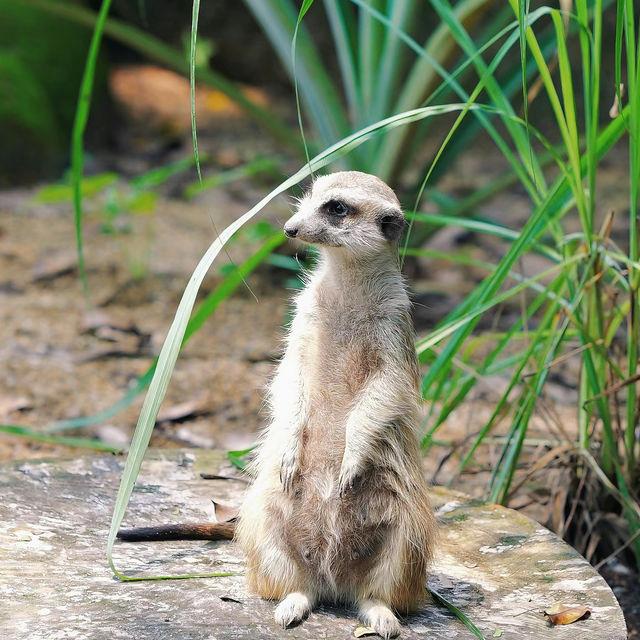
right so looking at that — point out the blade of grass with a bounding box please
[0,424,124,452]
[427,586,487,640]
[71,0,112,303]
[425,0,546,190]
[622,0,640,489]
[369,0,414,124]
[291,0,316,168]
[323,0,360,117]
[189,0,202,182]
[357,0,385,122]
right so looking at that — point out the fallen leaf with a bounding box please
[81,310,113,332]
[32,250,77,281]
[544,604,591,625]
[95,425,130,447]
[212,500,239,524]
[220,596,243,604]
[493,629,503,638]
[0,396,31,418]
[157,397,212,422]
[354,627,377,638]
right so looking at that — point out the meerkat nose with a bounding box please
[284,224,299,238]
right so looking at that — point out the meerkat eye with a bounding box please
[324,199,350,217]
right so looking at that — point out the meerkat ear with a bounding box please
[379,209,407,241]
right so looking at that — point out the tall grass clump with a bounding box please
[415,0,640,570]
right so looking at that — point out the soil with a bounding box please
[0,114,637,634]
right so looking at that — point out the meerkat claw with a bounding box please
[338,458,360,496]
[359,600,401,639]
[280,455,299,494]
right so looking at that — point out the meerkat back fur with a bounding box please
[236,171,437,638]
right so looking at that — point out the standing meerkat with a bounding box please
[236,171,437,638]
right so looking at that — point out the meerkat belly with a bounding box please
[279,332,399,590]
[281,462,400,593]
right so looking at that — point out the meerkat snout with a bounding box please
[286,171,407,254]
[283,222,298,238]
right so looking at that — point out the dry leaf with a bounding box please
[32,250,77,281]
[212,500,239,524]
[544,603,591,625]
[81,310,112,332]
[559,0,572,30]
[354,626,377,637]
[0,396,30,418]
[220,595,243,604]
[157,397,212,422]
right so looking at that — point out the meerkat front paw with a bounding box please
[274,592,312,628]
[279,449,300,494]
[358,599,401,639]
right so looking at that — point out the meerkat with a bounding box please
[235,171,437,638]
[117,171,437,638]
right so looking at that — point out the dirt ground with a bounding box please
[1,122,637,633]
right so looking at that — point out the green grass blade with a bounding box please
[46,367,155,433]
[291,0,316,167]
[0,424,124,452]
[369,0,413,124]
[623,0,640,488]
[357,0,385,121]
[131,155,201,190]
[323,0,360,117]
[416,255,581,357]
[427,586,487,639]
[190,0,202,182]
[70,0,112,303]
[406,211,561,262]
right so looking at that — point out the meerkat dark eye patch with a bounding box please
[323,199,352,217]
[379,212,406,241]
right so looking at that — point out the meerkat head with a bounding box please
[284,171,406,257]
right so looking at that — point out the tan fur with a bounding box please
[236,171,437,637]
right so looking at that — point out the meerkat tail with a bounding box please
[117,521,235,541]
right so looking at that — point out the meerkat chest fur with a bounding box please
[293,254,416,469]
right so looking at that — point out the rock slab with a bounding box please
[0,448,627,639]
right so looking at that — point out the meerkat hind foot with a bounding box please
[274,592,313,628]
[359,599,401,639]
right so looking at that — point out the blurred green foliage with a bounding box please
[0,0,107,184]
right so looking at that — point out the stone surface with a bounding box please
[0,448,626,639]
